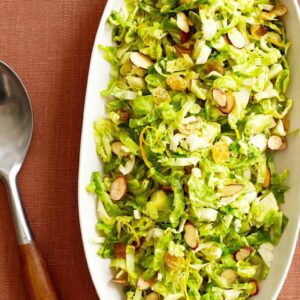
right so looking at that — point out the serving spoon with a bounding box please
[0,61,58,299]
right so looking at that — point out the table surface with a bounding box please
[0,1,299,299]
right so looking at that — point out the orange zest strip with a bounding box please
[139,126,153,168]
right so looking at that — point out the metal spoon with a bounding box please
[0,61,58,300]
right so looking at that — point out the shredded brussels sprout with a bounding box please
[88,0,291,299]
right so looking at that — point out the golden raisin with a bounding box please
[164,253,185,270]
[250,25,267,38]
[204,60,224,75]
[212,140,230,164]
[166,74,188,91]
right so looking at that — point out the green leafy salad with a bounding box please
[87,0,292,299]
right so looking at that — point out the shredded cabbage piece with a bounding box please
[88,0,292,299]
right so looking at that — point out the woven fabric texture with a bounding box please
[0,0,298,299]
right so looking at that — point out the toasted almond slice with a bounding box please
[118,109,130,122]
[130,52,153,69]
[145,292,160,300]
[279,137,287,150]
[234,246,253,261]
[177,12,190,33]
[218,184,245,197]
[262,165,271,188]
[267,135,283,150]
[221,269,237,284]
[164,253,185,270]
[282,115,290,131]
[137,275,156,290]
[227,28,246,49]
[250,25,267,38]
[110,176,127,201]
[112,278,128,284]
[261,4,287,20]
[184,222,199,249]
[220,91,235,114]
[250,279,259,296]
[212,88,226,107]
[113,243,127,259]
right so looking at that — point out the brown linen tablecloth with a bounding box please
[0,1,298,299]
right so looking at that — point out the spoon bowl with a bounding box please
[0,61,33,175]
[0,60,58,300]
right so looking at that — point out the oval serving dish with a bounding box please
[78,1,300,299]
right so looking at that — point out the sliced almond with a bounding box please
[212,88,226,107]
[282,115,290,131]
[262,165,271,188]
[250,25,267,38]
[218,184,245,197]
[267,135,282,150]
[261,4,287,20]
[220,91,235,114]
[117,109,130,122]
[110,176,127,201]
[177,12,190,33]
[112,278,128,284]
[234,246,253,261]
[164,253,185,270]
[145,292,160,300]
[113,243,127,259]
[137,275,156,290]
[227,28,246,49]
[279,137,287,151]
[130,52,153,69]
[221,269,237,284]
[250,279,259,296]
[184,222,199,249]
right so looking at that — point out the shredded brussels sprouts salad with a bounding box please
[87,0,292,299]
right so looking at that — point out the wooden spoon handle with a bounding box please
[19,242,58,300]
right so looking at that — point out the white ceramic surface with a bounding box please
[78,1,300,299]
